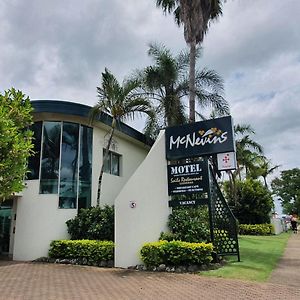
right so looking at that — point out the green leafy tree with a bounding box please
[141,43,229,138]
[224,179,273,224]
[271,168,300,214]
[156,0,223,122]
[90,68,154,206]
[0,88,33,202]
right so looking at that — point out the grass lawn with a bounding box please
[200,232,291,282]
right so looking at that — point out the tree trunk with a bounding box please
[96,123,115,207]
[189,40,196,123]
[263,176,268,189]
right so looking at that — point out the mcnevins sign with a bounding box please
[167,161,209,196]
[165,116,235,160]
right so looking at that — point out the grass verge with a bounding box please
[200,232,291,282]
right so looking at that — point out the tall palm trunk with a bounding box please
[96,121,116,207]
[189,40,197,123]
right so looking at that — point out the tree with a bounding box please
[90,68,154,206]
[227,124,264,205]
[224,179,273,224]
[271,168,300,214]
[156,0,223,122]
[0,88,34,202]
[141,43,229,138]
[250,158,280,189]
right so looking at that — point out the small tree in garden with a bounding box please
[0,88,34,202]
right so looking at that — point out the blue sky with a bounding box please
[1,0,299,181]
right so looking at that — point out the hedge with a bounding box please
[49,240,114,264]
[239,224,274,235]
[140,240,213,267]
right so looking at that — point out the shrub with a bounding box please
[66,205,114,241]
[239,224,274,235]
[48,240,114,263]
[167,206,210,243]
[140,240,213,267]
[159,232,179,241]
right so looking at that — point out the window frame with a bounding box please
[103,149,121,176]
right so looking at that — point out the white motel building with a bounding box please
[0,100,154,262]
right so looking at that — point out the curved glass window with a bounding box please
[29,121,93,209]
[27,121,42,180]
[40,122,61,194]
[78,125,93,209]
[59,122,79,209]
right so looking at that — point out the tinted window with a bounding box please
[40,122,61,194]
[78,125,93,209]
[27,121,42,180]
[59,122,79,209]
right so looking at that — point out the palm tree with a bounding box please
[90,68,154,206]
[141,43,229,138]
[253,158,280,189]
[227,124,264,205]
[156,0,223,122]
[234,124,263,180]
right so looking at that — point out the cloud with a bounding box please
[0,0,299,175]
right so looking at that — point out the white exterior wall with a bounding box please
[115,131,171,268]
[13,181,77,260]
[13,113,149,261]
[92,126,148,206]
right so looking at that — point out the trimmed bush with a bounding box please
[167,206,210,243]
[239,224,274,235]
[49,240,114,263]
[140,240,213,267]
[66,205,114,241]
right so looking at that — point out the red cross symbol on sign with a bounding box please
[223,154,230,164]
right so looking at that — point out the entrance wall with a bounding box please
[115,131,170,268]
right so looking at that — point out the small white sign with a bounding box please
[217,152,237,171]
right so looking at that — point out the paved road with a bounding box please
[0,232,299,300]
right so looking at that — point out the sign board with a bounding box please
[217,152,237,171]
[168,198,209,207]
[167,161,209,196]
[165,116,235,160]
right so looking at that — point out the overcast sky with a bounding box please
[1,0,300,181]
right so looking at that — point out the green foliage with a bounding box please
[167,206,210,243]
[271,168,300,214]
[225,179,273,224]
[66,206,114,241]
[140,240,213,267]
[159,232,179,241]
[239,224,274,236]
[0,88,34,201]
[48,240,114,262]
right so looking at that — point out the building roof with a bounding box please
[31,100,153,146]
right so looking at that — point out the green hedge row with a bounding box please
[48,240,114,263]
[140,240,213,267]
[239,224,274,235]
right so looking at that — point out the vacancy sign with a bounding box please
[217,152,237,171]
